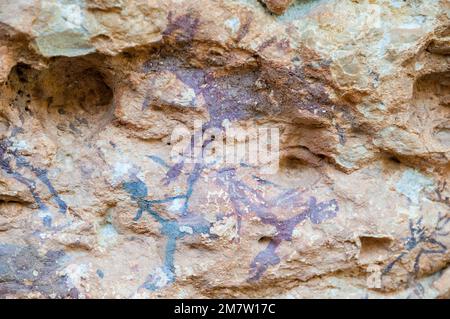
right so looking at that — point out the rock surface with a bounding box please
[260,0,294,15]
[0,0,449,299]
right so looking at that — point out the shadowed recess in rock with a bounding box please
[383,213,449,276]
[0,244,70,297]
[215,168,338,281]
[125,149,338,288]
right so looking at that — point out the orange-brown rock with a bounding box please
[0,0,449,299]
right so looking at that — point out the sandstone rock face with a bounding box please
[260,0,294,15]
[0,0,449,299]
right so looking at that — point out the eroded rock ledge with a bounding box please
[0,0,449,299]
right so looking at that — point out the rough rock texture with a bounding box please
[260,0,294,15]
[0,0,449,299]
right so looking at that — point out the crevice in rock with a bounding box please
[358,236,393,265]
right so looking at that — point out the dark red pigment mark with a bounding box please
[276,38,291,51]
[335,124,346,145]
[257,36,278,52]
[382,214,449,275]
[163,12,200,44]
[260,61,339,119]
[249,197,338,281]
[0,244,70,297]
[215,168,338,281]
[134,49,343,284]
[142,56,271,128]
[140,54,273,187]
[126,148,337,288]
[138,50,344,213]
[236,15,253,43]
[142,29,349,129]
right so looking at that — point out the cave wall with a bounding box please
[0,0,449,298]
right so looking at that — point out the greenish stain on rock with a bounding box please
[336,144,370,170]
[33,0,95,57]
[396,169,434,205]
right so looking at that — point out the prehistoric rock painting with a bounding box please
[0,0,449,299]
[383,213,450,275]
[0,244,70,297]
[123,177,210,290]
[122,155,211,290]
[123,152,338,290]
[215,168,338,281]
[0,136,67,216]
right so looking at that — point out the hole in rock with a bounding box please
[388,156,401,164]
[411,71,449,151]
[6,58,115,144]
[258,236,273,245]
[358,236,392,264]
